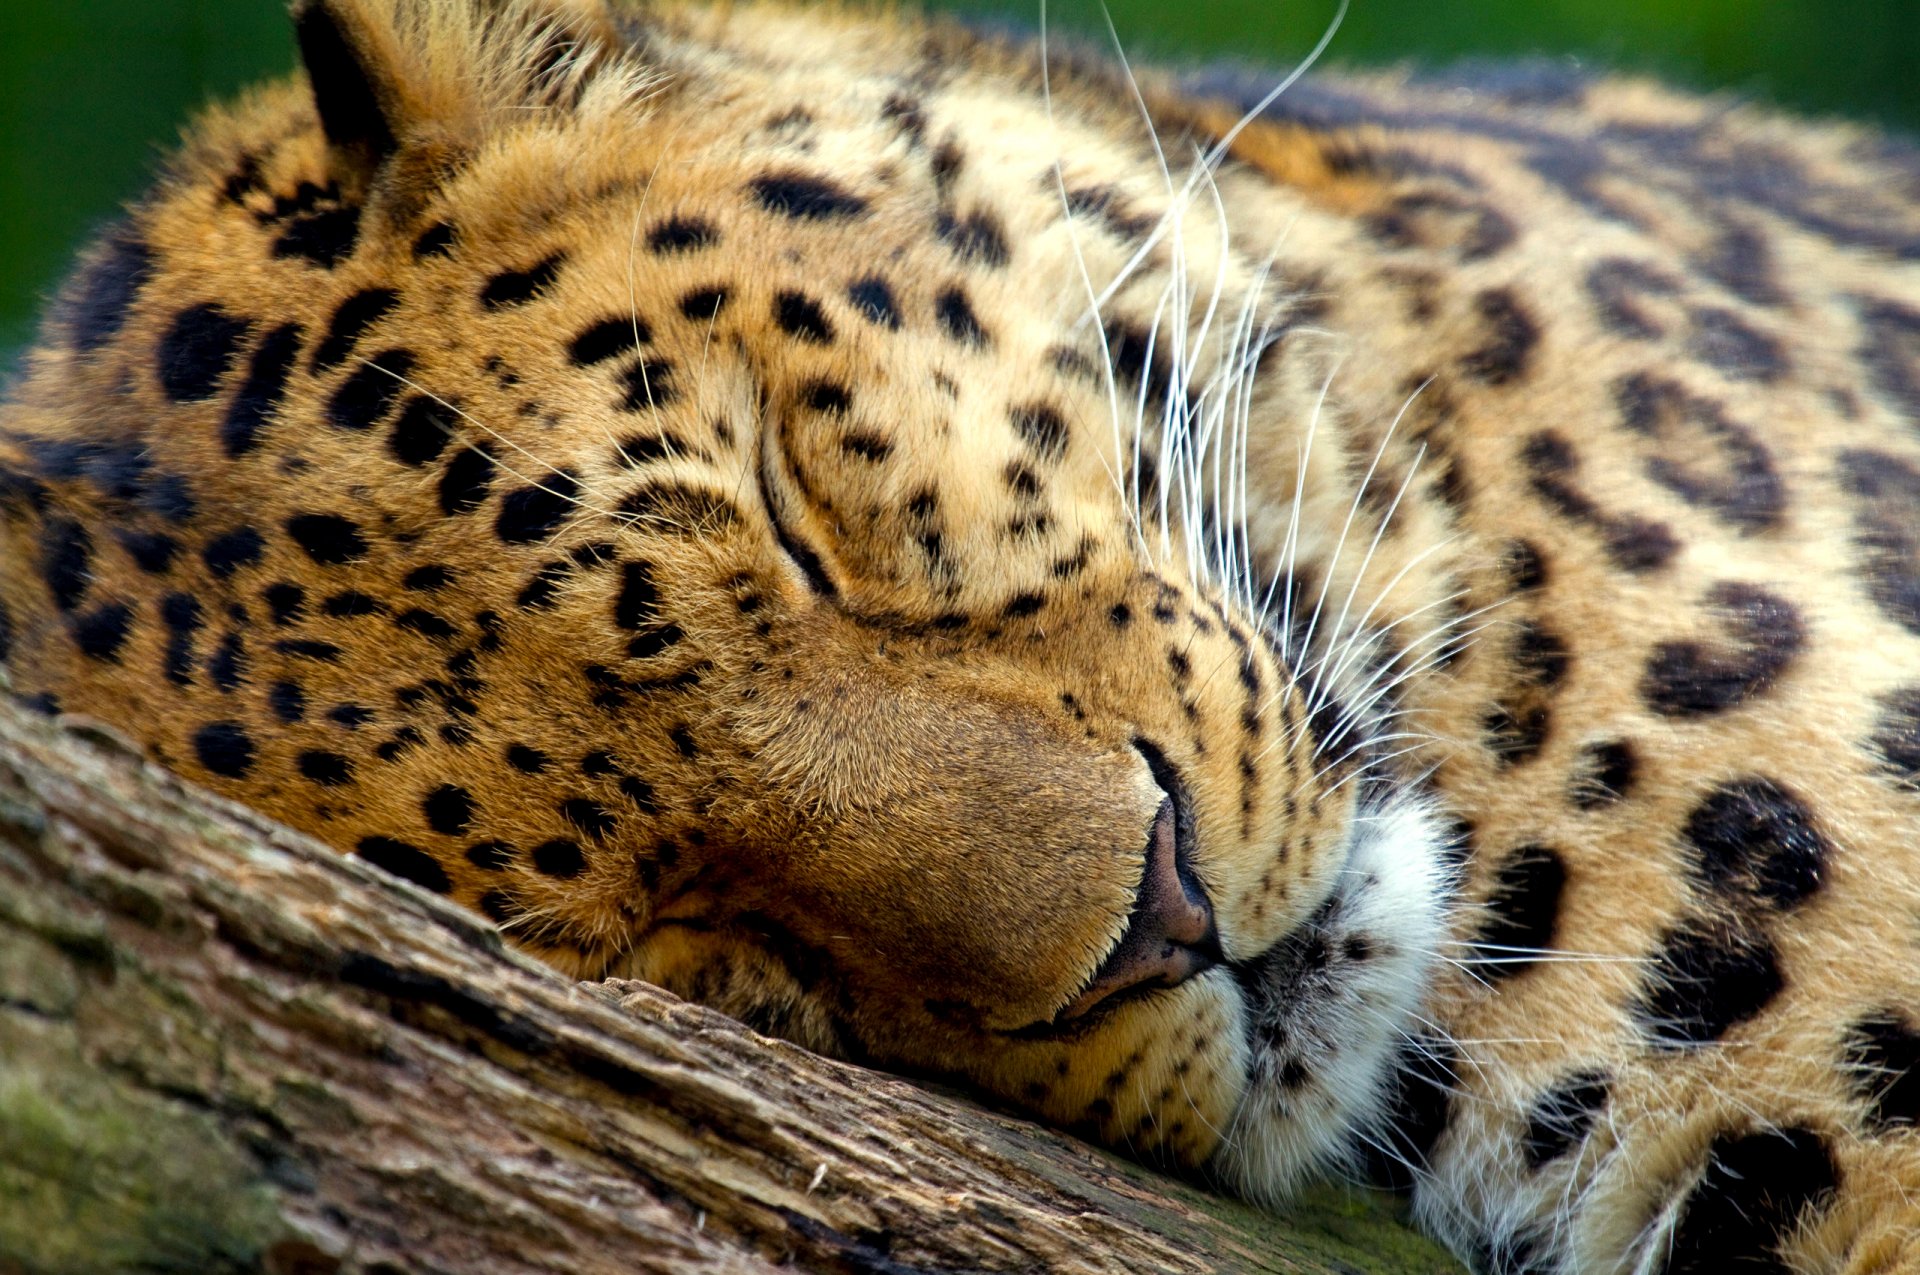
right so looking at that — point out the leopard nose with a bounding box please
[1057,797,1222,1022]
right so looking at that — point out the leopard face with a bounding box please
[0,0,1448,1194]
[11,1,1920,1270]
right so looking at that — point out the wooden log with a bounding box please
[0,692,1463,1274]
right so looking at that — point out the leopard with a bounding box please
[3,0,1920,1269]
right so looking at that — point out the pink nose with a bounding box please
[1057,797,1221,1022]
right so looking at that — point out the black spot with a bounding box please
[1003,593,1046,619]
[424,784,475,836]
[222,323,304,457]
[751,173,868,220]
[1512,621,1568,686]
[1010,403,1069,461]
[1109,602,1132,628]
[286,513,370,565]
[208,632,247,693]
[1635,919,1782,1049]
[355,836,452,894]
[1522,1071,1609,1169]
[847,277,901,328]
[561,799,617,840]
[139,472,196,525]
[628,216,723,264]
[803,381,851,414]
[1459,288,1539,385]
[494,473,579,544]
[157,304,249,402]
[37,518,92,612]
[1836,449,1920,636]
[373,726,427,761]
[1569,740,1636,808]
[299,751,353,786]
[1856,296,1920,427]
[1361,1037,1457,1190]
[312,288,399,372]
[1641,583,1804,718]
[263,583,306,626]
[1521,430,1679,572]
[438,444,497,516]
[269,681,307,724]
[1869,687,1920,790]
[670,724,698,759]
[568,318,649,367]
[840,432,892,462]
[619,776,658,815]
[1664,1127,1839,1274]
[615,484,739,533]
[193,721,256,779]
[160,592,202,686]
[935,287,989,346]
[328,703,372,729]
[507,744,550,774]
[1845,1011,1920,1131]
[272,207,363,268]
[1613,373,1783,532]
[1469,846,1565,979]
[774,292,834,343]
[69,230,152,353]
[532,838,587,878]
[626,624,683,660]
[1482,704,1549,768]
[1500,540,1548,593]
[1684,778,1829,910]
[0,600,10,664]
[1688,307,1787,383]
[1584,257,1679,339]
[609,433,681,471]
[72,602,133,662]
[935,208,1011,266]
[477,890,518,923]
[679,287,729,320]
[1063,184,1160,240]
[583,352,664,412]
[395,609,457,641]
[117,530,181,575]
[326,349,416,432]
[481,255,565,308]
[412,222,456,259]
[403,564,454,593]
[464,841,512,871]
[203,527,266,579]
[516,563,568,610]
[321,590,383,618]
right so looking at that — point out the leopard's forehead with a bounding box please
[10,1,1920,1270]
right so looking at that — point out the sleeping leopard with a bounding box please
[3,0,1919,1270]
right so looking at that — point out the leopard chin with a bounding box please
[1211,789,1454,1203]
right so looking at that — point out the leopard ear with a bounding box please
[291,0,624,171]
[293,0,406,165]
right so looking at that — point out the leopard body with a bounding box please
[3,2,1920,1269]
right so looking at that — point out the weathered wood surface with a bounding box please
[0,693,1464,1274]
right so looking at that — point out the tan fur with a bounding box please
[4,2,1920,1269]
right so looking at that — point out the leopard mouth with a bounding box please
[1208,787,1455,1202]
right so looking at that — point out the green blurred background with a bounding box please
[2,0,1916,356]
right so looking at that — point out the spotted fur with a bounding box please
[4,2,1920,1270]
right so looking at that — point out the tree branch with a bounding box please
[0,694,1461,1274]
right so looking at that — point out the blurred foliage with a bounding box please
[2,0,1915,354]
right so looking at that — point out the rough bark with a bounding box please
[0,691,1463,1275]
